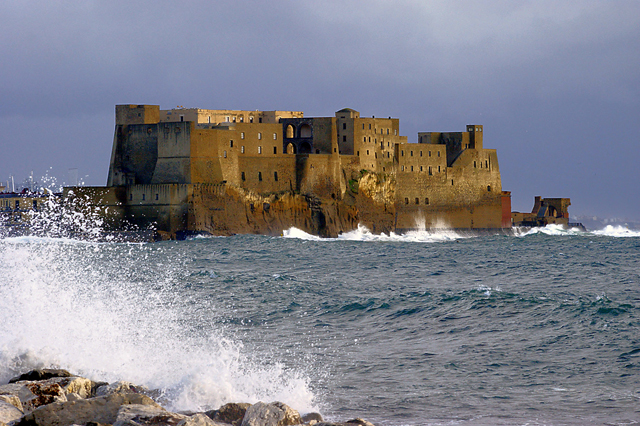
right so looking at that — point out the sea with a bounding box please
[1,220,640,426]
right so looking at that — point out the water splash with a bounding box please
[0,237,316,413]
[592,225,640,238]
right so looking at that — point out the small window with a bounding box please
[387,129,389,135]
[249,116,254,123]
[410,151,413,157]
[274,171,278,181]
[241,172,246,181]
[259,117,262,123]
[258,172,262,181]
[429,166,432,175]
[273,146,277,154]
[367,150,369,155]
[401,150,404,156]
[410,166,414,171]
[394,130,397,135]
[486,160,489,168]
[240,116,244,122]
[343,123,346,130]
[369,124,372,130]
[487,185,491,192]
[225,116,230,122]
[425,198,429,205]
[368,137,371,142]
[343,136,347,142]
[474,161,477,168]
[155,194,159,201]
[142,194,145,201]
[438,152,441,157]
[241,146,245,153]
[387,152,390,158]
[230,140,234,147]
[420,166,423,172]
[224,150,227,158]
[362,124,365,129]
[415,198,419,205]
[401,165,404,171]
[241,132,245,139]
[357,151,360,156]
[273,133,277,140]
[438,166,441,172]
[258,146,262,154]
[233,116,236,122]
[420,151,423,157]
[428,151,431,157]
[405,197,409,204]
[258,133,262,140]
[364,137,366,143]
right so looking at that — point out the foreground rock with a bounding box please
[1,369,376,426]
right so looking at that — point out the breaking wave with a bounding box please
[0,233,316,413]
[592,225,640,238]
[281,224,466,243]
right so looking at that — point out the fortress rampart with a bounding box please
[88,104,512,238]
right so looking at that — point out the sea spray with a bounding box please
[0,235,317,413]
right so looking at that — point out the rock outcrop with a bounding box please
[1,369,376,426]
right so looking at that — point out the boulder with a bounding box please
[240,402,301,426]
[177,413,228,426]
[96,381,149,397]
[0,400,23,424]
[300,413,323,424]
[9,370,72,384]
[0,377,93,413]
[17,392,160,426]
[113,403,184,426]
[205,403,251,426]
[0,395,23,412]
[345,420,375,426]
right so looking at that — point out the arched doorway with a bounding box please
[286,124,295,138]
[299,141,312,154]
[286,143,296,154]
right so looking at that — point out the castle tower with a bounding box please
[466,125,483,150]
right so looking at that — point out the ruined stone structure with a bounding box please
[512,196,580,228]
[78,104,512,238]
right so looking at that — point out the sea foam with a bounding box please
[0,235,316,413]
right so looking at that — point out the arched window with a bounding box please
[300,124,312,138]
[286,125,294,138]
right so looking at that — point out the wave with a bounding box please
[281,224,465,243]
[514,224,640,238]
[0,237,316,413]
[591,225,640,238]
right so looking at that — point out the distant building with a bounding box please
[78,104,513,238]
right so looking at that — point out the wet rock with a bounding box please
[205,402,251,426]
[95,381,149,397]
[300,413,322,424]
[22,382,67,413]
[346,420,375,426]
[240,402,301,426]
[0,400,23,424]
[9,370,72,384]
[17,392,160,426]
[113,403,184,426]
[0,395,23,412]
[177,413,228,426]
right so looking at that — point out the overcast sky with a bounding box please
[1,0,638,219]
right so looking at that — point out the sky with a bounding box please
[1,0,639,219]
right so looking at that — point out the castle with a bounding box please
[70,104,513,238]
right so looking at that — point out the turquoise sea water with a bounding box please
[1,225,639,425]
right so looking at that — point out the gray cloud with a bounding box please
[1,0,638,218]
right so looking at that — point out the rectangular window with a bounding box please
[420,166,423,172]
[273,133,277,140]
[369,124,372,130]
[258,172,262,181]
[241,132,245,139]
[410,166,414,171]
[258,146,262,154]
[362,124,365,129]
[387,129,389,135]
[343,136,347,142]
[425,198,429,205]
[155,194,159,201]
[241,146,245,153]
[401,150,404,156]
[438,152,441,157]
[429,166,432,175]
[274,171,278,181]
[258,133,262,140]
[343,123,346,130]
[224,150,227,158]
[420,151,423,157]
[415,198,419,205]
[273,146,277,154]
[230,140,234,147]
[364,137,366,143]
[241,172,246,181]
[259,117,262,123]
[410,151,413,156]
[405,197,409,204]
[142,194,145,201]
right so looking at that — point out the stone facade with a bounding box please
[98,104,512,238]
